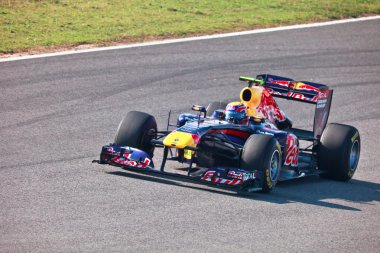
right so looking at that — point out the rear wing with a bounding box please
[239,74,333,138]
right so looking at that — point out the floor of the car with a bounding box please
[287,127,315,140]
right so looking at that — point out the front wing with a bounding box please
[94,143,263,192]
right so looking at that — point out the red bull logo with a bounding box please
[227,170,243,180]
[258,89,286,122]
[290,82,319,92]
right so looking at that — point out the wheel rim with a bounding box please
[349,139,360,171]
[270,150,280,181]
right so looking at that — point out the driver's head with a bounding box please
[225,102,247,124]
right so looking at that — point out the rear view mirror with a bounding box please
[191,105,206,112]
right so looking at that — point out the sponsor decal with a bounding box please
[285,134,299,166]
[202,171,215,179]
[112,150,152,169]
[288,92,318,102]
[257,130,274,136]
[227,170,254,180]
[316,99,327,109]
[289,93,304,99]
[318,91,328,99]
[272,80,290,87]
[228,170,243,180]
[201,170,244,185]
[258,88,286,123]
[123,157,151,168]
[243,172,255,181]
[123,151,132,159]
[290,82,319,92]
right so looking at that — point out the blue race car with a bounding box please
[94,74,361,193]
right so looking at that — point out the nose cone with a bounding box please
[163,131,195,149]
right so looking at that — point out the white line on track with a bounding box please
[1,15,380,63]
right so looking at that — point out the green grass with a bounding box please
[1,0,380,54]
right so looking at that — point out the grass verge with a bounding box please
[1,0,380,54]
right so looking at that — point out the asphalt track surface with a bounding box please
[1,19,380,252]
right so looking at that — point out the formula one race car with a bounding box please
[94,74,361,193]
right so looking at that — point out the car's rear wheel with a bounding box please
[114,111,157,157]
[241,134,281,193]
[318,123,360,181]
[206,101,228,117]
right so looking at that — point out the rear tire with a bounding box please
[318,123,360,181]
[241,134,281,193]
[114,111,157,157]
[206,101,228,117]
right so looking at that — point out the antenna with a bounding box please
[166,110,171,131]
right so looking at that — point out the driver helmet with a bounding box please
[225,102,247,124]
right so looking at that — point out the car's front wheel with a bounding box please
[241,134,281,193]
[114,111,157,157]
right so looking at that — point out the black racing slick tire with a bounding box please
[114,111,157,157]
[206,101,228,117]
[318,123,360,181]
[241,134,281,193]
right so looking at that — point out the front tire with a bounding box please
[318,123,360,181]
[241,134,281,193]
[114,111,157,157]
